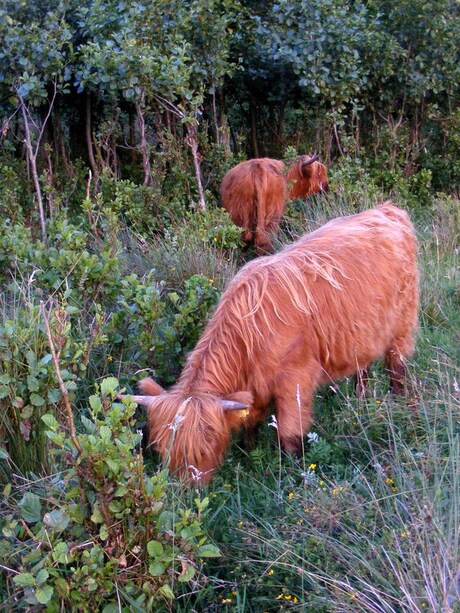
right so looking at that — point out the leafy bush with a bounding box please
[0,378,220,611]
[107,272,221,385]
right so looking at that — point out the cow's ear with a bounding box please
[301,163,314,178]
[138,377,164,396]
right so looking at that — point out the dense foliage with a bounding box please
[1,0,460,221]
[0,1,459,611]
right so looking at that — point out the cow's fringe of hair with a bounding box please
[142,387,232,480]
[178,202,416,396]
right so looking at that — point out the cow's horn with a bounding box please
[221,400,250,411]
[117,393,157,406]
[302,152,320,167]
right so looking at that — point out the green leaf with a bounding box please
[27,375,40,392]
[20,405,34,419]
[42,414,59,431]
[102,604,120,613]
[180,522,202,540]
[157,510,173,532]
[99,425,112,442]
[47,388,61,403]
[196,544,221,558]
[106,459,119,473]
[114,485,128,497]
[3,483,11,496]
[35,584,54,604]
[35,569,49,585]
[158,584,175,600]
[89,395,102,412]
[13,573,36,587]
[99,525,109,541]
[100,377,119,397]
[52,542,70,564]
[149,561,165,576]
[81,415,96,433]
[43,509,69,531]
[0,385,9,399]
[0,446,10,460]
[39,354,53,366]
[30,393,45,407]
[19,492,42,524]
[147,540,164,558]
[91,504,103,524]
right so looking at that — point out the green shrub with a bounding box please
[0,164,26,222]
[107,272,221,385]
[0,378,220,611]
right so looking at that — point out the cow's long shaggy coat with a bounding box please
[221,155,328,253]
[137,203,418,484]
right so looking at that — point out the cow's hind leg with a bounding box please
[355,367,370,398]
[384,347,408,395]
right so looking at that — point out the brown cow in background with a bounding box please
[220,153,329,253]
[126,203,418,485]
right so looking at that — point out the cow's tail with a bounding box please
[253,163,271,253]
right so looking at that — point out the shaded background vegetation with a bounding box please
[1,0,460,223]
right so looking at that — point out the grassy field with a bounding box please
[0,178,459,611]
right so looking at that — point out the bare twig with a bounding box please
[39,300,82,455]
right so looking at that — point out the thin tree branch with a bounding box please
[34,80,58,160]
[40,300,82,455]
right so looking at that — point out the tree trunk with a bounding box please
[86,93,99,181]
[211,86,220,146]
[185,123,206,211]
[135,100,152,186]
[21,102,47,243]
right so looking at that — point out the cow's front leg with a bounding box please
[274,382,316,455]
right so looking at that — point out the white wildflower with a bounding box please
[301,470,317,486]
[307,431,319,444]
[188,465,204,482]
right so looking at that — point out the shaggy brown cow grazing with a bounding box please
[221,153,329,253]
[130,203,418,485]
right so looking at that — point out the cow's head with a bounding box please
[123,378,253,485]
[288,153,329,198]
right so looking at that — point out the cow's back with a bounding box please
[209,202,418,389]
[221,158,286,249]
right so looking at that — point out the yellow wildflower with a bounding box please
[308,463,317,470]
[267,569,274,575]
